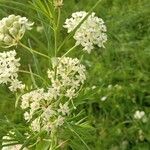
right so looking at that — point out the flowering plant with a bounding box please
[0,0,149,149]
[0,0,107,150]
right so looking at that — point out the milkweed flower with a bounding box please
[9,78,25,92]
[0,50,25,91]
[21,88,49,131]
[63,11,107,53]
[21,88,67,132]
[134,110,145,120]
[101,96,107,101]
[0,14,34,47]
[47,57,86,99]
[21,57,86,132]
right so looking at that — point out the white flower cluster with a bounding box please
[134,110,145,120]
[0,14,34,47]
[2,133,28,150]
[134,110,147,122]
[48,57,86,99]
[21,57,86,132]
[63,11,107,53]
[21,88,69,132]
[0,50,25,92]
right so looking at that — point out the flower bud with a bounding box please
[9,27,18,36]
[54,0,63,8]
[3,35,13,44]
[13,21,21,29]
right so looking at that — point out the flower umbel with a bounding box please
[0,50,24,92]
[21,88,66,132]
[0,14,34,47]
[47,57,86,99]
[20,57,86,132]
[63,11,107,53]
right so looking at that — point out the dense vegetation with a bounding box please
[0,0,150,149]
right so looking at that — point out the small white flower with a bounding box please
[24,112,32,121]
[114,84,122,90]
[31,118,41,132]
[21,88,45,121]
[108,84,112,89]
[9,79,25,92]
[55,115,65,127]
[47,86,61,99]
[138,130,145,141]
[58,102,70,115]
[42,106,56,119]
[36,25,44,33]
[101,96,107,101]
[63,11,107,53]
[65,88,76,99]
[134,110,145,120]
[54,0,63,8]
[92,85,96,90]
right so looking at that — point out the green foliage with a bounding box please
[0,0,150,149]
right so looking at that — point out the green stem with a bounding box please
[53,8,61,79]
[19,70,48,86]
[54,8,61,56]
[19,42,51,59]
[61,44,77,58]
[54,29,57,57]
[49,130,57,150]
[57,8,61,29]
[54,45,77,79]
[67,123,91,150]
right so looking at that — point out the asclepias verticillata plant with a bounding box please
[0,0,107,149]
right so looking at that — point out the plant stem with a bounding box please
[61,44,78,58]
[67,123,91,150]
[54,29,57,57]
[19,70,48,86]
[19,42,51,59]
[49,129,57,150]
[53,8,61,80]
[54,8,61,56]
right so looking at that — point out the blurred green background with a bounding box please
[0,0,150,149]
